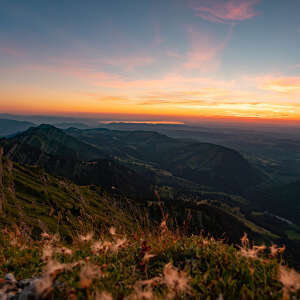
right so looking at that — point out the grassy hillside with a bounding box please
[0,148,138,239]
[0,149,300,299]
[2,143,300,267]
[1,220,300,299]
[0,146,278,246]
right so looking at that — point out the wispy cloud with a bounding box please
[183,28,221,71]
[98,56,155,71]
[288,64,300,70]
[257,75,300,93]
[191,0,260,24]
[182,26,233,71]
[0,46,23,57]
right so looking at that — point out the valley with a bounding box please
[1,120,300,270]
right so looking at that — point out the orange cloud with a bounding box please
[192,0,260,23]
[257,76,300,93]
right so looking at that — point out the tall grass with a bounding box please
[1,219,299,299]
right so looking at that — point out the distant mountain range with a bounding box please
[0,124,266,196]
[0,118,92,137]
[0,121,300,268]
[65,127,266,194]
[0,118,35,137]
[0,125,153,200]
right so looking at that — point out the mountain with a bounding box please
[53,122,92,129]
[3,124,105,161]
[0,124,266,196]
[0,125,154,200]
[0,118,36,137]
[0,147,278,244]
[66,127,266,194]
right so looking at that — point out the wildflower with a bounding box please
[80,263,100,289]
[78,233,93,242]
[163,263,190,294]
[269,244,278,258]
[109,227,116,236]
[239,247,259,259]
[45,260,66,277]
[70,260,85,268]
[252,244,267,254]
[42,245,53,261]
[202,239,209,246]
[96,291,114,300]
[59,247,72,256]
[160,219,168,235]
[278,266,300,292]
[41,232,51,239]
[278,244,286,255]
[142,253,155,263]
[10,237,18,246]
[138,277,161,287]
[112,237,127,252]
[50,233,60,243]
[91,241,104,254]
[102,241,113,253]
[241,232,249,248]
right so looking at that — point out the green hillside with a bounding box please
[0,148,137,238]
[0,147,276,246]
[1,127,154,200]
[0,148,300,299]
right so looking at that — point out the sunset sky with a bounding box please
[1,0,300,122]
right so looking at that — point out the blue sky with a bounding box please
[1,0,300,121]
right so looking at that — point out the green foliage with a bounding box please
[0,157,138,239]
[1,227,298,299]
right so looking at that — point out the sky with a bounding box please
[1,0,300,123]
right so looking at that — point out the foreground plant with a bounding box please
[0,225,300,299]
